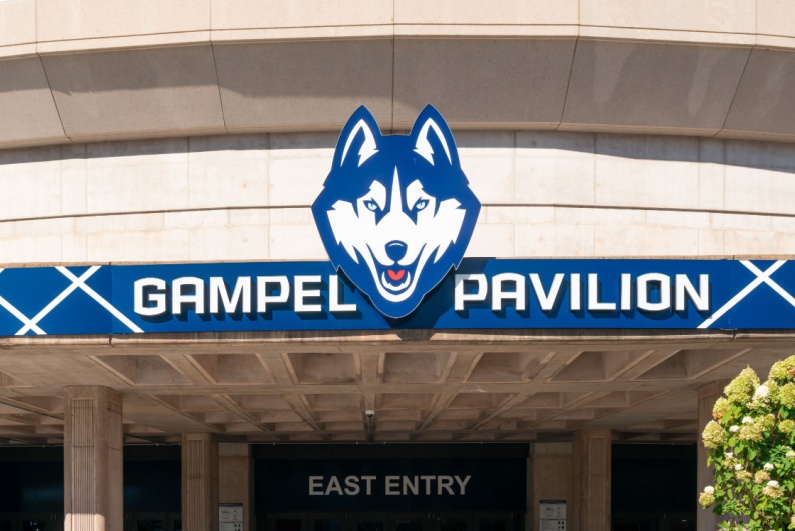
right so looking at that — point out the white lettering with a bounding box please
[454,475,471,495]
[421,476,435,495]
[620,273,632,311]
[361,476,376,495]
[491,273,526,312]
[528,273,564,311]
[455,274,487,311]
[344,476,360,495]
[637,273,671,312]
[295,275,322,313]
[209,277,251,314]
[329,275,357,312]
[675,274,709,311]
[309,476,324,495]
[134,278,167,316]
[256,276,289,313]
[385,476,400,495]
[570,273,581,311]
[588,273,616,311]
[438,475,455,495]
[325,476,343,495]
[172,277,204,315]
[403,476,419,495]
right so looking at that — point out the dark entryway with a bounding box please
[253,444,529,531]
[0,445,181,531]
[257,512,522,531]
[612,444,697,531]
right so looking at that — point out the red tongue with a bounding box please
[387,269,405,281]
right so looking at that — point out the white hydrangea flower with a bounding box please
[767,480,779,488]
[726,452,734,458]
[730,425,740,433]
[735,464,744,470]
[704,486,715,494]
[754,385,770,399]
[742,416,754,424]
[764,463,774,470]
[787,449,795,458]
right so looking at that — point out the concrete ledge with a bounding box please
[4,33,795,149]
[2,0,795,148]
[3,0,793,56]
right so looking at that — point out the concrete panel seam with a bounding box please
[556,37,579,129]
[37,53,70,143]
[210,43,230,134]
[716,46,754,137]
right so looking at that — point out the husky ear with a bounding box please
[333,106,381,168]
[410,105,459,167]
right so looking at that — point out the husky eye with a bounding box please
[364,200,380,212]
[414,199,429,212]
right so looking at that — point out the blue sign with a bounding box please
[0,258,792,336]
[312,105,481,319]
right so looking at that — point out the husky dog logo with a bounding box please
[312,105,481,319]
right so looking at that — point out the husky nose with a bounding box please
[385,240,408,262]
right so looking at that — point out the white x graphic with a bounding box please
[0,268,45,335]
[9,266,143,336]
[698,260,792,329]
[55,266,143,334]
[16,266,102,335]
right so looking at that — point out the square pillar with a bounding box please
[529,443,573,531]
[219,444,252,531]
[572,428,611,531]
[697,380,730,531]
[182,433,219,531]
[64,386,123,531]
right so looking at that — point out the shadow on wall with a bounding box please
[2,131,795,180]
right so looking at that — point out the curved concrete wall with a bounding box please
[4,1,795,149]
[1,131,795,264]
[5,0,795,55]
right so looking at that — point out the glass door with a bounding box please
[352,513,385,531]
[435,513,472,531]
[473,513,517,531]
[309,513,347,531]
[391,513,429,531]
[126,512,182,531]
[0,514,14,531]
[19,514,61,531]
[132,514,166,531]
[266,513,307,531]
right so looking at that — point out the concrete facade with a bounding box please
[1,2,795,531]
[3,1,795,148]
[2,133,795,264]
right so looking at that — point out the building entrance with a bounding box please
[0,514,63,531]
[253,444,529,531]
[258,512,522,531]
[124,512,182,531]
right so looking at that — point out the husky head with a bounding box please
[312,105,481,318]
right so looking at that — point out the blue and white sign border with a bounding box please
[0,258,793,337]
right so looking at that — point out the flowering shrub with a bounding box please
[699,355,795,530]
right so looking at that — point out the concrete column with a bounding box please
[697,380,730,531]
[64,386,123,531]
[529,443,573,531]
[219,444,252,531]
[572,428,611,531]
[182,433,219,531]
